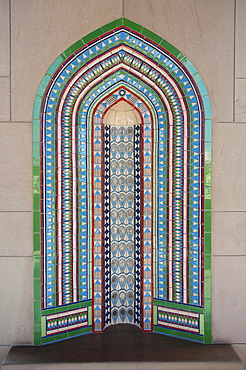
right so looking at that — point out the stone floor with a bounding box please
[1,325,244,370]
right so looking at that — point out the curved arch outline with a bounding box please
[32,18,212,345]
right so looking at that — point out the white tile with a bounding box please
[0,77,10,121]
[213,123,246,211]
[11,0,122,121]
[0,0,10,76]
[0,212,32,256]
[235,79,246,122]
[0,257,33,344]
[213,212,246,255]
[213,256,246,343]
[124,0,234,123]
[0,122,32,211]
[236,0,246,78]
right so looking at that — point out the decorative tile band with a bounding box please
[157,307,200,333]
[45,307,88,336]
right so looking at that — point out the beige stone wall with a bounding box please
[0,0,246,364]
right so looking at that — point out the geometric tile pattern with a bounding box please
[46,307,88,336]
[157,307,200,333]
[34,18,212,344]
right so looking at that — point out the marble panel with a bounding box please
[0,122,32,211]
[0,257,33,344]
[0,0,10,76]
[235,79,246,122]
[124,0,234,123]
[236,0,246,78]
[213,256,246,343]
[0,212,32,256]
[213,123,246,211]
[11,0,122,121]
[213,212,246,256]
[0,77,10,121]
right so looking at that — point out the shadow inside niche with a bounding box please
[2,324,242,365]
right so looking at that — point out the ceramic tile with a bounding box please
[33,20,211,344]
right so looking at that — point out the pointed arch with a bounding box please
[33,18,212,345]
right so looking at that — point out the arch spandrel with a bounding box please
[33,18,212,345]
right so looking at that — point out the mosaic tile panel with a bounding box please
[33,18,212,345]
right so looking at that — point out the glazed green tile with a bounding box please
[54,332,68,341]
[205,143,212,165]
[122,18,142,33]
[47,54,66,76]
[33,165,40,178]
[41,336,56,344]
[199,314,204,335]
[203,95,212,119]
[33,96,42,120]
[102,18,123,33]
[34,256,41,275]
[205,187,211,201]
[33,192,40,211]
[204,277,212,299]
[204,194,211,210]
[82,28,103,45]
[141,28,162,45]
[205,166,211,187]
[34,278,41,301]
[204,255,211,274]
[154,326,167,335]
[33,120,40,142]
[36,74,51,98]
[204,232,211,254]
[204,211,211,232]
[34,300,41,322]
[33,142,40,163]
[34,263,40,278]
[33,211,40,233]
[34,322,41,342]
[204,299,212,322]
[160,39,180,58]
[173,330,191,340]
[205,120,212,142]
[42,307,55,316]
[204,322,212,344]
[63,39,84,58]
[190,333,204,342]
[34,325,42,346]
[34,232,40,250]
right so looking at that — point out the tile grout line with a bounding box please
[233,0,236,122]
[9,0,12,122]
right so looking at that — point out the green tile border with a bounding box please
[33,17,213,345]
[154,299,204,314]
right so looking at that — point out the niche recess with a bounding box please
[33,18,212,345]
